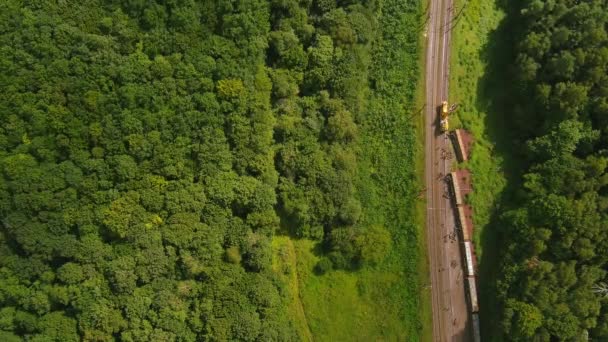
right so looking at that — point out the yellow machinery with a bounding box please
[440,100,449,132]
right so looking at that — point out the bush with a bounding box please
[314,257,333,275]
[225,246,242,264]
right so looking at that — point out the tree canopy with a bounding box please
[0,0,414,340]
[496,0,608,340]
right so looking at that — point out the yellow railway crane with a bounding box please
[440,100,449,132]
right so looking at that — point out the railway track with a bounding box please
[423,0,472,340]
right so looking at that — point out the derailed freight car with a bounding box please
[449,171,482,340]
[472,313,481,342]
[449,172,470,242]
[458,205,470,242]
[464,241,475,277]
[453,129,469,162]
[467,276,479,313]
[449,172,464,206]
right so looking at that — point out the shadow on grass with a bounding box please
[472,0,526,339]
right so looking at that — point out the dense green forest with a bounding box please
[0,0,423,340]
[495,0,608,340]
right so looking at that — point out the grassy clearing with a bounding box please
[271,237,313,342]
[273,235,422,341]
[291,239,410,341]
